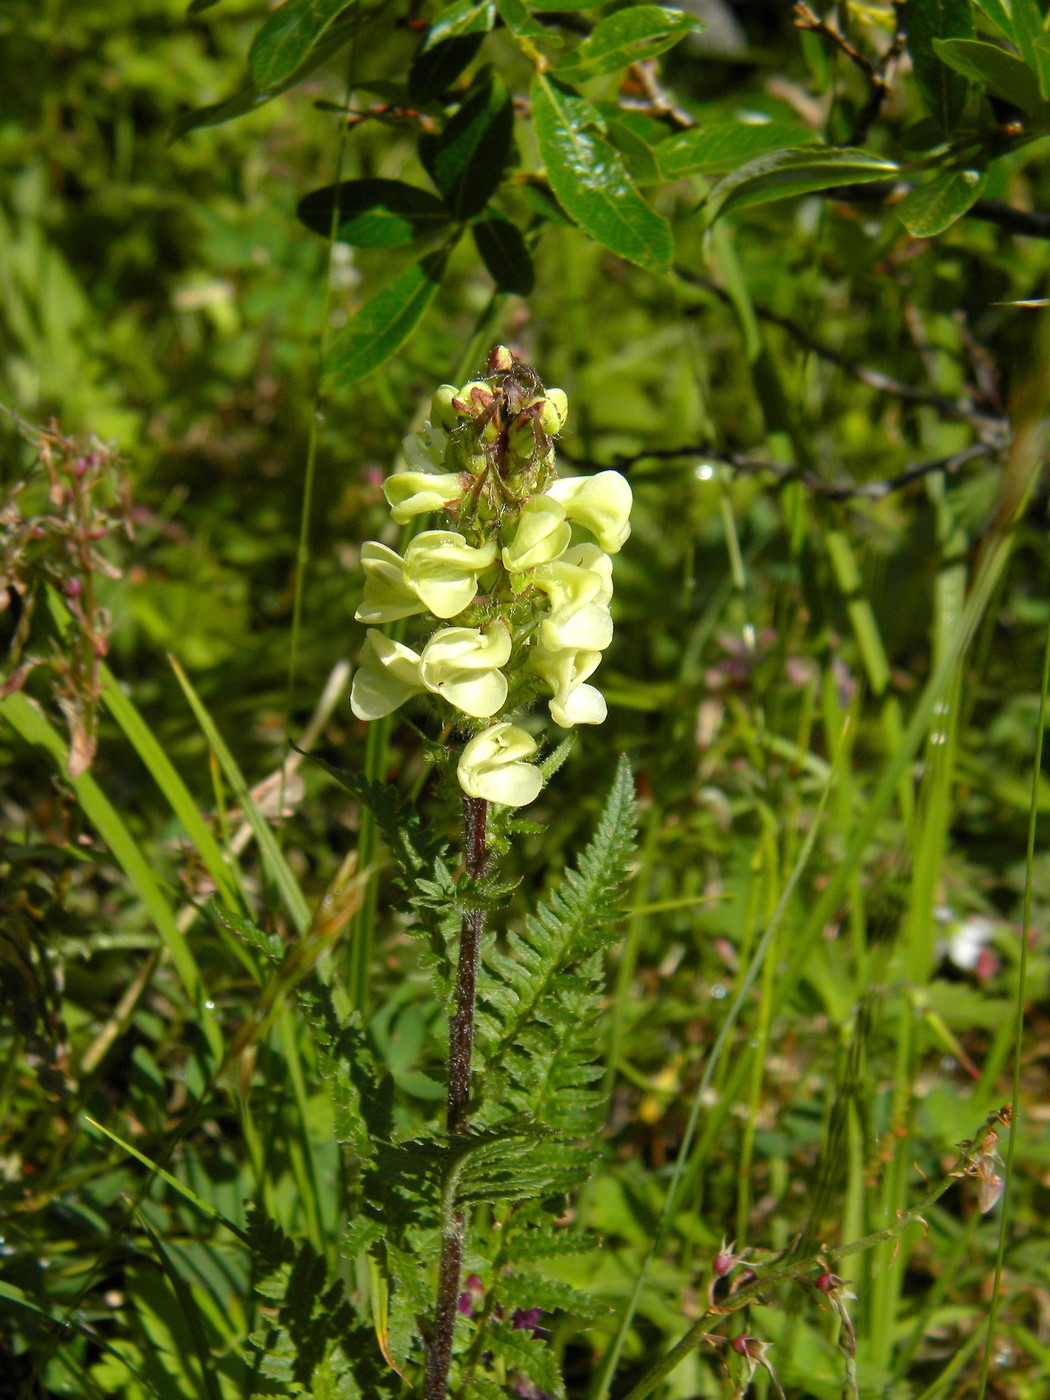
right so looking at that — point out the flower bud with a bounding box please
[452,381,495,419]
[350,630,424,720]
[540,388,568,434]
[420,623,511,718]
[488,344,514,373]
[383,471,466,524]
[430,384,460,430]
[457,723,543,807]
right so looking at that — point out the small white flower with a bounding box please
[420,623,511,718]
[403,531,497,618]
[547,470,632,553]
[457,723,543,806]
[350,629,424,720]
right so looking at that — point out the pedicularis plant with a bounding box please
[243,347,637,1398]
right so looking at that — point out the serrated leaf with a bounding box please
[657,119,819,178]
[904,0,975,130]
[473,217,534,293]
[297,178,451,245]
[248,0,352,89]
[420,75,514,219]
[324,252,448,389]
[933,37,1042,113]
[895,166,987,236]
[531,75,673,272]
[172,10,358,137]
[705,146,900,222]
[554,5,702,81]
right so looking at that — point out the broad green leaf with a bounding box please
[657,119,819,179]
[896,166,987,236]
[297,178,450,245]
[248,0,352,89]
[0,691,223,1061]
[423,0,496,49]
[603,115,664,184]
[325,252,448,388]
[553,5,703,81]
[974,0,1016,38]
[409,33,486,104]
[518,179,574,226]
[420,75,513,219]
[1033,34,1050,100]
[933,37,1042,113]
[172,11,358,137]
[904,0,975,130]
[473,216,535,293]
[531,74,673,273]
[705,146,900,222]
[498,0,562,44]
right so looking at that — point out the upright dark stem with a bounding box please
[424,793,488,1400]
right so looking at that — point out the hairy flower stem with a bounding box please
[424,793,488,1400]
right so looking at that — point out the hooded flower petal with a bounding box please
[563,543,614,605]
[402,423,450,473]
[421,623,511,718]
[458,723,543,806]
[350,629,424,720]
[383,471,466,524]
[529,645,607,727]
[404,530,497,619]
[547,471,632,554]
[541,601,613,652]
[356,542,427,624]
[501,496,572,573]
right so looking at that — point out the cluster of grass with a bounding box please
[3,2,1050,1397]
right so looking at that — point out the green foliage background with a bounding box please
[3,0,1050,1396]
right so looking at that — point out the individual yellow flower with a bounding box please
[356,542,428,625]
[457,723,543,807]
[382,470,466,524]
[500,496,572,573]
[528,644,607,727]
[547,470,632,554]
[420,623,511,719]
[350,629,424,720]
[403,531,497,618]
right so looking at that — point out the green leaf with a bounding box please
[895,166,987,236]
[248,0,352,89]
[657,119,819,178]
[974,0,1016,38]
[409,33,486,105]
[1033,34,1050,101]
[420,75,514,219]
[168,656,312,935]
[518,179,574,226]
[172,10,358,137]
[933,37,1042,113]
[473,216,535,293]
[0,691,224,1061]
[705,146,900,222]
[531,74,673,273]
[903,0,975,130]
[296,178,451,245]
[423,0,497,49]
[497,0,562,44]
[1008,0,1050,96]
[601,114,664,184]
[553,4,703,81]
[324,252,448,388]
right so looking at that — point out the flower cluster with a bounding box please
[349,346,631,806]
